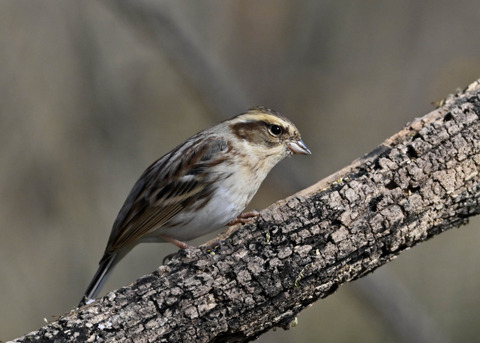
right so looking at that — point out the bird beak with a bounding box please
[287,139,311,155]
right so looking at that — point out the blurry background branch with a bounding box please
[107,0,251,115]
[13,80,480,343]
[2,1,480,342]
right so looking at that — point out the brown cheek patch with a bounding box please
[230,121,277,148]
[231,121,261,140]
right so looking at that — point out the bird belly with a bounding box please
[149,184,249,242]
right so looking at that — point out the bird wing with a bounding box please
[102,136,230,257]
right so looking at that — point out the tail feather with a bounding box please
[78,253,117,307]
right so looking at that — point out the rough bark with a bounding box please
[13,79,480,342]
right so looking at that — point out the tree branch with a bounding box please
[13,79,480,342]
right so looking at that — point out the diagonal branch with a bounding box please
[13,79,480,342]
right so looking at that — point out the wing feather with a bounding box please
[102,136,230,257]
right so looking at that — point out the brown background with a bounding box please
[1,1,480,342]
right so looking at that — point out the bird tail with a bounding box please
[78,253,117,307]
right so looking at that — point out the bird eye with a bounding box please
[268,124,283,136]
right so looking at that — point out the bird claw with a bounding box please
[162,252,177,265]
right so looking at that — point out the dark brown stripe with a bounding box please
[230,121,278,148]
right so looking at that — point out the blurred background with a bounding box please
[1,1,480,342]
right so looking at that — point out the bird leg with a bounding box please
[227,210,260,225]
[159,234,192,249]
[159,234,196,264]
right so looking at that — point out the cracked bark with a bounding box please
[13,79,480,342]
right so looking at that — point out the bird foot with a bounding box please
[159,234,192,250]
[227,210,260,225]
[160,235,194,264]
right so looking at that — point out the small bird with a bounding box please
[80,107,310,305]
